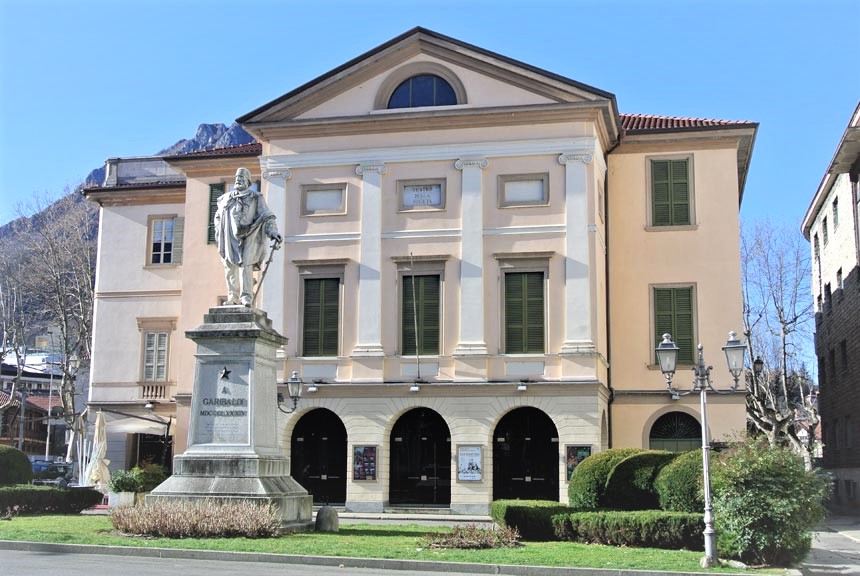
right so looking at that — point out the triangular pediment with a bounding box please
[238,27,615,125]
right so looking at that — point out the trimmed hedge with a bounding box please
[603,450,677,510]
[552,510,704,550]
[0,445,33,485]
[567,448,642,510]
[0,485,104,515]
[655,449,703,513]
[108,463,169,493]
[490,500,569,541]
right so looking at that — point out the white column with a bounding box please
[353,162,386,357]
[261,169,291,335]
[558,153,594,354]
[454,158,489,356]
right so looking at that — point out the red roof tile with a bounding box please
[167,142,262,160]
[26,395,62,412]
[620,113,756,132]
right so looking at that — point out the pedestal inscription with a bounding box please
[193,363,249,445]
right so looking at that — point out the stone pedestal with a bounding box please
[148,306,312,532]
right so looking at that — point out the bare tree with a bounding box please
[742,220,819,469]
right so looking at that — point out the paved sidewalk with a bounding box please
[799,515,860,575]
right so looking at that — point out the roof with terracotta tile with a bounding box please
[620,113,757,133]
[165,142,262,161]
[0,390,57,411]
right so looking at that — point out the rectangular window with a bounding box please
[833,197,839,228]
[208,183,224,244]
[301,183,347,216]
[841,340,849,372]
[814,234,820,261]
[151,218,173,264]
[302,278,339,357]
[822,216,829,245]
[401,275,440,355]
[504,272,545,354]
[837,268,843,291]
[398,178,446,211]
[653,286,695,365]
[651,159,691,226]
[143,332,168,382]
[498,173,549,208]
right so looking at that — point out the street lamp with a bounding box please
[655,331,746,568]
[277,371,304,414]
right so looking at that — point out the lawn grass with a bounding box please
[0,515,785,574]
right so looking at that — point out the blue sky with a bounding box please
[1,0,858,230]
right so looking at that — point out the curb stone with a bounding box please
[0,540,787,576]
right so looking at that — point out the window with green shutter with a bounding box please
[208,183,224,244]
[653,286,695,365]
[651,159,691,226]
[302,278,340,357]
[504,272,545,354]
[401,275,440,356]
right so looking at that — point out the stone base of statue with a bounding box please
[148,306,312,532]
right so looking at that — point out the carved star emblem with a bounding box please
[219,366,231,381]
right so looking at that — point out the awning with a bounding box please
[104,415,169,436]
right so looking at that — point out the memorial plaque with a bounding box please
[192,362,250,446]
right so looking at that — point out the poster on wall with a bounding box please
[353,445,378,481]
[457,445,483,481]
[566,445,592,481]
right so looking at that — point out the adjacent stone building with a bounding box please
[802,101,860,511]
[83,28,756,513]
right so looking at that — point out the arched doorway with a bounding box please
[493,407,559,501]
[290,408,347,505]
[649,411,701,452]
[389,408,451,507]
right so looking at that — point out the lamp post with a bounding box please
[277,371,304,414]
[655,331,746,568]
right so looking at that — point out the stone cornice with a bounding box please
[83,186,185,207]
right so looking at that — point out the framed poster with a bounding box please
[457,445,483,482]
[353,445,378,481]
[566,445,592,481]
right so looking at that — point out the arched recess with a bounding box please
[389,407,451,507]
[290,408,348,505]
[493,406,559,501]
[648,411,701,452]
[374,62,468,110]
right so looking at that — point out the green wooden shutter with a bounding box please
[402,275,440,356]
[303,278,339,357]
[651,159,690,226]
[208,183,224,244]
[654,287,694,364]
[505,272,544,354]
[172,217,184,264]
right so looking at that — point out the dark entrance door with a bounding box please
[389,408,451,506]
[493,407,559,501]
[290,408,347,505]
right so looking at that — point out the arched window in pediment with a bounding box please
[375,62,467,110]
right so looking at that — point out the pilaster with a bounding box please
[261,169,291,335]
[353,162,387,357]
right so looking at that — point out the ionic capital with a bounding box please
[355,163,387,176]
[558,153,593,166]
[262,169,291,181]
[454,158,488,171]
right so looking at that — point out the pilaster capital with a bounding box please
[355,162,387,176]
[558,153,593,166]
[262,169,291,182]
[454,158,488,171]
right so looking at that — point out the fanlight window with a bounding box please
[388,74,457,109]
[649,411,701,452]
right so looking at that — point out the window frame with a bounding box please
[146,214,182,266]
[397,178,447,212]
[495,253,553,355]
[822,216,829,246]
[645,155,696,230]
[374,62,467,110]
[497,173,550,209]
[393,256,447,357]
[136,317,176,384]
[301,182,348,217]
[207,183,225,244]
[295,260,347,358]
[650,283,698,366]
[833,196,839,228]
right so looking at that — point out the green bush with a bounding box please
[553,510,703,550]
[0,485,103,515]
[655,449,703,512]
[137,463,168,492]
[567,448,642,510]
[108,469,141,492]
[0,445,33,485]
[111,499,280,538]
[712,437,829,566]
[490,500,569,541]
[604,450,677,510]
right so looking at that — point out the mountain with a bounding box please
[82,122,255,188]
